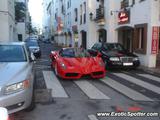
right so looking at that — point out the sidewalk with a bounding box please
[138,65,160,75]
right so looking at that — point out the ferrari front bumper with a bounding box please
[57,67,106,79]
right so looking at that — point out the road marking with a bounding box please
[138,74,160,83]
[43,71,68,98]
[88,115,99,120]
[74,80,110,100]
[101,77,154,101]
[113,73,160,95]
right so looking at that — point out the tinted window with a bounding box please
[96,43,102,50]
[92,44,98,50]
[104,43,125,51]
[0,45,27,62]
[92,43,102,50]
[26,41,38,47]
[60,48,90,58]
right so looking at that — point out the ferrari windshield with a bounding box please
[0,45,27,62]
[103,43,125,51]
[60,48,90,58]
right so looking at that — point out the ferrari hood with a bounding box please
[62,57,101,73]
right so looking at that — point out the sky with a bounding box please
[28,0,43,28]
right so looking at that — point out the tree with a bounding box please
[15,2,26,22]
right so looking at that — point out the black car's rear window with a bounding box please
[104,44,125,51]
[0,45,27,62]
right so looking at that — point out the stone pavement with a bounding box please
[138,65,160,75]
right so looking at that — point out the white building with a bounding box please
[42,0,52,40]
[15,0,30,41]
[0,0,16,41]
[43,0,160,68]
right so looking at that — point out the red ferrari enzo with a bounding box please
[50,47,106,79]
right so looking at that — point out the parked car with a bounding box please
[26,40,41,58]
[89,42,140,69]
[0,42,35,114]
[0,107,9,120]
[50,47,106,79]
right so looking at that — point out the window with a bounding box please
[133,24,147,54]
[74,8,78,22]
[80,5,82,24]
[132,0,135,5]
[139,0,146,2]
[83,2,86,24]
[121,0,129,9]
[67,1,69,9]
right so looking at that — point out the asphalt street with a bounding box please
[11,41,160,120]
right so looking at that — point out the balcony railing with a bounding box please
[95,7,105,21]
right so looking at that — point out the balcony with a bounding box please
[95,7,105,25]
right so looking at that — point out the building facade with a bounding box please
[43,0,160,68]
[15,0,30,41]
[0,0,30,42]
[0,0,16,41]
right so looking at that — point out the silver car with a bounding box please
[0,42,35,114]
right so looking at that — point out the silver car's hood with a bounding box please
[0,62,29,86]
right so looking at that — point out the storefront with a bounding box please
[117,10,133,52]
[117,26,133,52]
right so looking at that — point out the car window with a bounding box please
[96,43,102,50]
[60,48,90,58]
[26,41,38,47]
[92,44,98,50]
[0,45,27,62]
[104,43,125,51]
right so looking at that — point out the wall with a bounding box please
[0,0,15,42]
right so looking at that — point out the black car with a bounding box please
[89,42,140,69]
[25,39,41,58]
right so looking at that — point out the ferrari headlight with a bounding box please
[5,80,30,95]
[109,57,120,61]
[133,57,139,61]
[60,63,66,69]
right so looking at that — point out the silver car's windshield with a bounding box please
[0,45,27,62]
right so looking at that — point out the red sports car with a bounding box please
[50,48,106,79]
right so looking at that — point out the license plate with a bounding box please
[123,63,133,66]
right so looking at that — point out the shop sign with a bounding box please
[118,10,130,24]
[151,26,159,54]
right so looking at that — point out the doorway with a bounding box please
[118,26,134,52]
[81,30,87,49]
[98,29,107,43]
